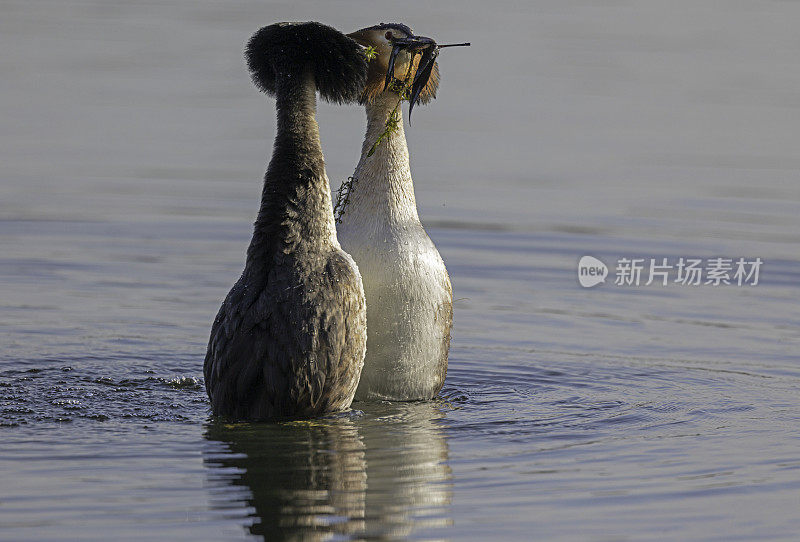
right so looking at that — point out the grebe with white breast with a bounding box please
[337,24,467,401]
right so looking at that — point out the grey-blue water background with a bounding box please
[2,1,799,540]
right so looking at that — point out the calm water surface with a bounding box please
[2,1,800,540]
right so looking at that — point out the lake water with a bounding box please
[2,1,800,540]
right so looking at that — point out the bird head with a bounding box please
[246,22,368,104]
[347,23,442,117]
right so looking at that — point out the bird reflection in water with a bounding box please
[203,402,452,540]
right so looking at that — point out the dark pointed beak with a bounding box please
[383,34,438,93]
[381,34,439,124]
[382,34,469,124]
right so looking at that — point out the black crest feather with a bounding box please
[246,21,368,104]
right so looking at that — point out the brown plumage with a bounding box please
[204,22,368,420]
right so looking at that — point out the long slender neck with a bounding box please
[247,70,337,265]
[348,92,420,223]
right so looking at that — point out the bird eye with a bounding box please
[385,31,393,40]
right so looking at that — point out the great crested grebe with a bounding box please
[336,23,465,401]
[204,22,368,420]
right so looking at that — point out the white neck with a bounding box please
[346,93,420,224]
